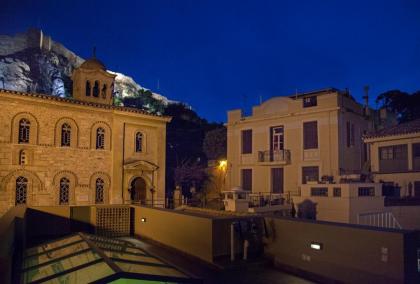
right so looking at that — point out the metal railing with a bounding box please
[258,149,290,163]
[357,211,402,229]
[248,192,290,208]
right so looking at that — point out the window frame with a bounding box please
[135,132,143,153]
[96,127,105,150]
[303,121,318,150]
[15,176,28,205]
[241,168,253,191]
[61,123,72,147]
[302,166,319,184]
[59,177,70,205]
[303,96,317,108]
[310,187,328,197]
[95,178,105,204]
[18,118,31,144]
[241,129,253,154]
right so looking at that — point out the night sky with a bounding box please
[1,0,419,122]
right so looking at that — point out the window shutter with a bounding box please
[241,130,252,154]
[303,121,318,149]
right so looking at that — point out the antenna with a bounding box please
[157,79,160,91]
[92,46,97,58]
[295,88,298,99]
[259,94,262,104]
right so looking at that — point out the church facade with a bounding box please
[0,58,170,216]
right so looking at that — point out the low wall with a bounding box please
[264,217,420,283]
[132,206,262,263]
[0,206,26,284]
[132,206,214,263]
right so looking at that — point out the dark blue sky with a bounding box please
[1,0,420,122]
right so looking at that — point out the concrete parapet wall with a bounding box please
[264,217,420,283]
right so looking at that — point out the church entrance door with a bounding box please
[130,177,147,204]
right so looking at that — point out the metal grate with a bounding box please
[96,207,130,237]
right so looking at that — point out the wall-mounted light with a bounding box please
[310,242,322,250]
[141,218,147,223]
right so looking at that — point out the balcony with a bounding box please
[257,149,291,165]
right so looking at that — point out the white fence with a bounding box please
[357,211,402,229]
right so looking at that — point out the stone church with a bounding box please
[0,57,170,216]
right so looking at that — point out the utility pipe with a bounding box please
[230,222,235,262]
[243,239,249,261]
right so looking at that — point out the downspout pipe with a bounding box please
[122,122,126,203]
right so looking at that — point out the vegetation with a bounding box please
[121,88,165,114]
[376,90,420,122]
[203,127,227,161]
[164,103,222,196]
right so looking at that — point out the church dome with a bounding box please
[80,58,106,70]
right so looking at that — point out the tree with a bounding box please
[376,90,420,122]
[203,127,227,161]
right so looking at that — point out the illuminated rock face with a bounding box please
[0,29,172,107]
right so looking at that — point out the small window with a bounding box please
[346,122,356,147]
[96,127,105,149]
[241,169,252,191]
[303,121,318,149]
[61,123,71,147]
[95,178,104,204]
[358,187,375,197]
[303,96,317,108]
[15,176,28,205]
[380,146,393,160]
[101,84,107,99]
[85,81,91,96]
[18,119,30,144]
[19,150,27,165]
[135,132,143,152]
[241,130,253,154]
[333,187,341,197]
[311,187,328,197]
[59,177,70,205]
[93,81,99,97]
[302,166,319,184]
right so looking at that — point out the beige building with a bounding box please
[0,57,170,216]
[226,88,371,195]
[364,119,420,197]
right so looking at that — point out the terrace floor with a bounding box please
[122,237,313,284]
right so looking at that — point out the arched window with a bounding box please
[96,127,105,149]
[95,178,105,204]
[86,81,91,96]
[19,150,28,165]
[61,123,71,147]
[135,132,143,152]
[59,177,70,205]
[18,119,30,144]
[15,176,28,205]
[93,81,99,97]
[101,84,107,99]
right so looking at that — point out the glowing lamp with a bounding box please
[218,160,227,170]
[310,242,322,250]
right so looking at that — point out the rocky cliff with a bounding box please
[0,28,172,107]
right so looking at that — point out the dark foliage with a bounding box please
[122,89,165,114]
[164,103,222,195]
[376,90,420,122]
[203,127,227,160]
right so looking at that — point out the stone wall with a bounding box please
[0,90,169,216]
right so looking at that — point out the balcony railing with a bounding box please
[258,149,290,163]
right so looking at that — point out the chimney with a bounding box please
[363,85,369,117]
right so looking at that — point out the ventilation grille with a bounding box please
[96,206,130,237]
